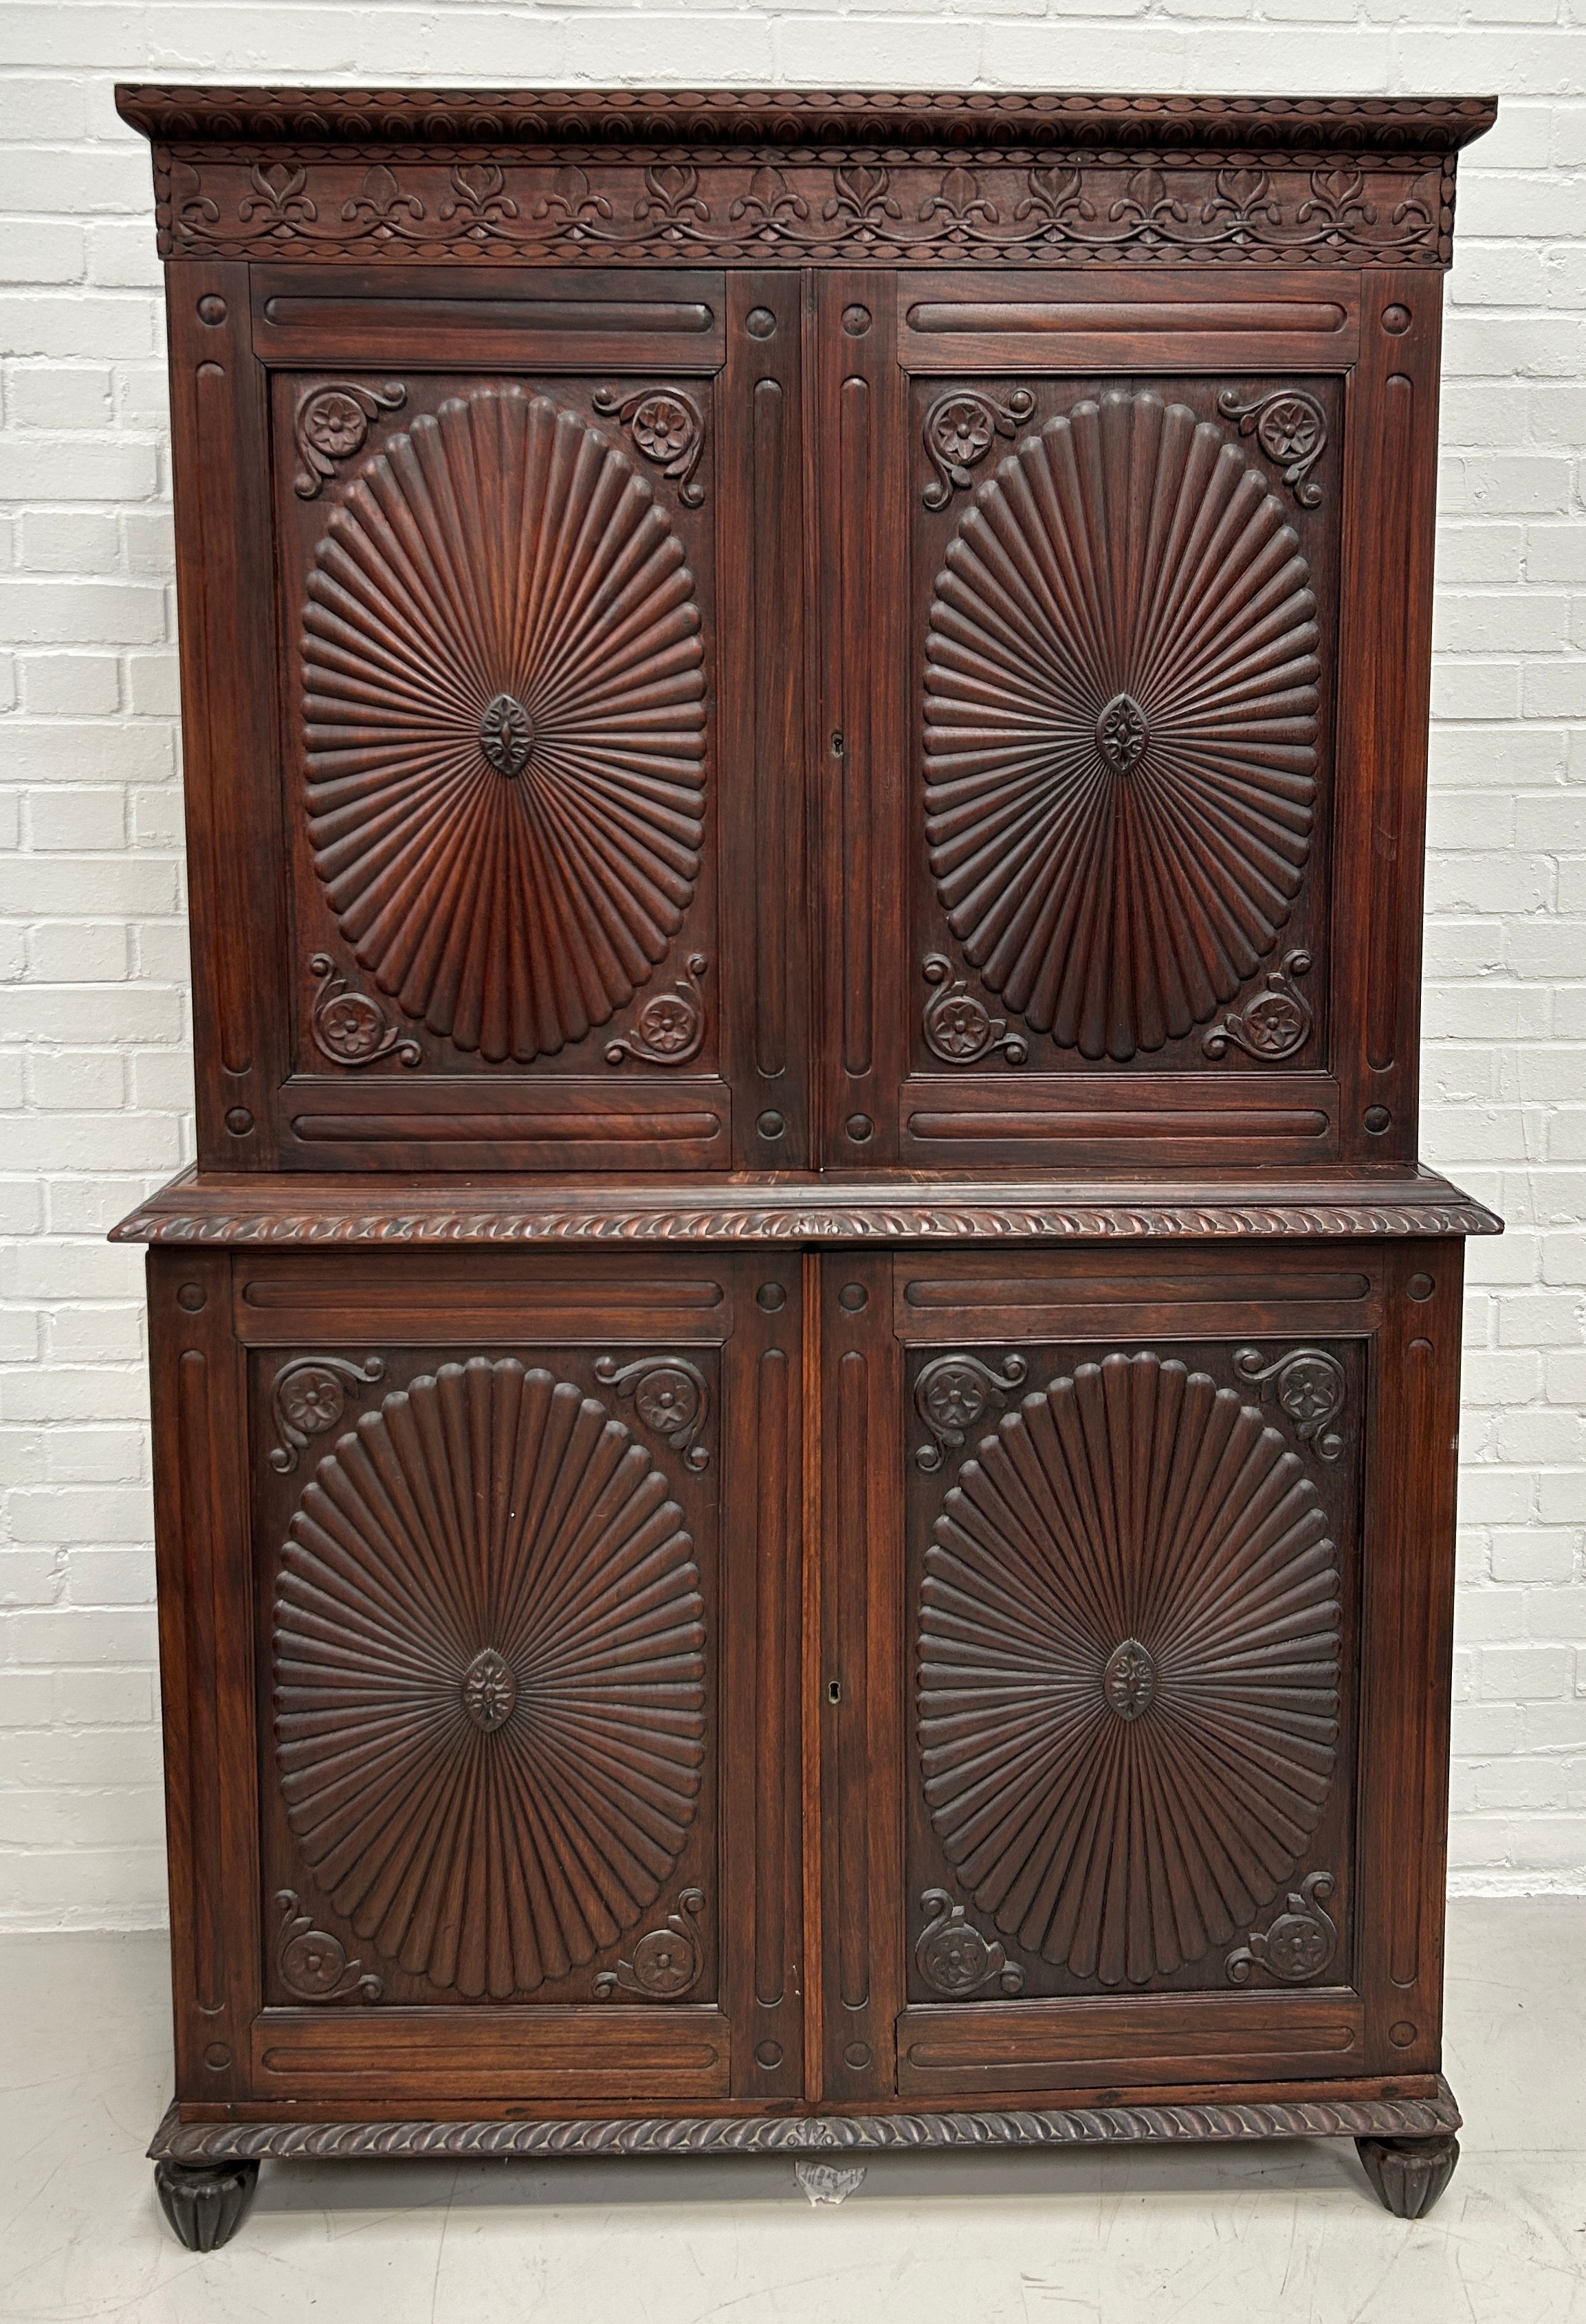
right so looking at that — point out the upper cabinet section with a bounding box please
[119,87,1494,1175]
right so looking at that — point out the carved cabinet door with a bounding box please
[814,267,1442,1173]
[170,266,807,1172]
[818,1241,1462,2107]
[149,1247,804,2115]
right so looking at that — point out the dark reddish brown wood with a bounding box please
[113,1166,1501,1248]
[148,1252,260,2100]
[119,90,1495,2231]
[817,1254,904,2098]
[164,274,283,1169]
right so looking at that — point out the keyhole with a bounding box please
[827,1679,842,1705]
[830,732,845,757]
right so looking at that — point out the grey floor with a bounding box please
[0,1902,1582,2323]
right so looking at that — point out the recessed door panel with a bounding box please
[815,270,1366,1171]
[272,361,725,1169]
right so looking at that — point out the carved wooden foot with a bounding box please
[1355,2132,1460,2218]
[154,2157,260,2250]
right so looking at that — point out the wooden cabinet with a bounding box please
[114,84,1498,2246]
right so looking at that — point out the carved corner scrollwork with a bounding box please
[593,384,706,505]
[308,953,421,1068]
[1235,1344,1347,1462]
[914,1351,1028,1472]
[1217,387,1328,507]
[916,1889,1024,1997]
[922,388,1035,510]
[294,379,406,498]
[593,1888,705,1998]
[1226,1870,1338,1985]
[605,955,707,1067]
[921,955,1027,1067]
[275,1891,383,2002]
[595,1353,710,1470]
[1202,949,1313,1063]
[269,1353,386,1472]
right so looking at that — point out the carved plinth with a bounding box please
[153,2158,261,2250]
[1355,2133,1461,2219]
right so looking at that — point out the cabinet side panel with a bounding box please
[166,265,285,1167]
[1334,272,1445,1165]
[1358,1239,1464,2073]
[149,1251,260,2097]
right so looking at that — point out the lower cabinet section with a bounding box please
[146,1234,1464,2134]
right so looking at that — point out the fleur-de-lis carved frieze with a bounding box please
[162,152,1455,269]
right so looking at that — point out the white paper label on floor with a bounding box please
[795,2161,867,2206]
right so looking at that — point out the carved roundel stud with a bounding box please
[461,1647,518,1731]
[1095,692,1149,775]
[301,386,706,1063]
[918,1351,1341,1988]
[1102,1637,1156,1722]
[924,389,1319,1061]
[478,694,534,777]
[273,1357,706,1999]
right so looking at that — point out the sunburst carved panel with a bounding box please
[916,1350,1341,1988]
[923,390,1320,1062]
[300,386,707,1063]
[272,1356,707,1999]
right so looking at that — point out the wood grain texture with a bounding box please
[1332,275,1446,1163]
[1356,1241,1466,2075]
[718,275,811,1166]
[819,1257,904,2098]
[166,274,283,1168]
[148,1252,260,2099]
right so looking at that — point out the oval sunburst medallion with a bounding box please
[917,1351,1341,1988]
[273,1358,706,1999]
[301,387,707,1062]
[923,391,1319,1061]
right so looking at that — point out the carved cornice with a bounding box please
[112,1169,1502,1246]
[115,86,1499,156]
[148,2079,1461,2162]
[113,85,1496,269]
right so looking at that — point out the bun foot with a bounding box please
[154,2157,260,2250]
[1355,2132,1460,2218]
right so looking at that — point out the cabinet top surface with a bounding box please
[112,1166,1501,1246]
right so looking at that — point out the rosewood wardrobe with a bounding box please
[113,85,1499,2248]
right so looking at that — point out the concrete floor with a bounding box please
[0,1902,1581,2323]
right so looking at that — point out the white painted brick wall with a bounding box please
[0,3,1582,1929]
